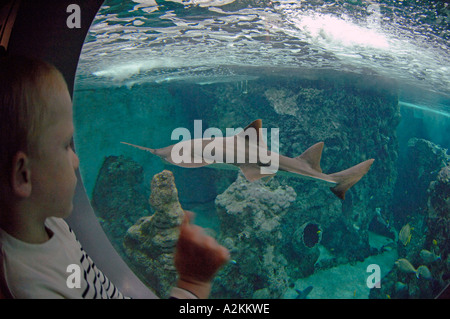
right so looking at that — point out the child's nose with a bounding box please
[73,151,79,170]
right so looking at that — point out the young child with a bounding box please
[0,55,229,299]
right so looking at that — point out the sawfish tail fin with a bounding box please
[329,159,375,200]
[120,142,157,154]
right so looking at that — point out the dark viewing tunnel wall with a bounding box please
[5,0,156,298]
[3,0,449,300]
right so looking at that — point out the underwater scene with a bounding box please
[73,0,449,299]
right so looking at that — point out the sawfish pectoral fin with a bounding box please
[240,164,276,182]
[162,154,212,168]
[329,158,375,200]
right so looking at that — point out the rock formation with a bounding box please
[392,138,450,228]
[211,172,297,298]
[123,170,185,298]
[91,155,150,256]
[424,165,450,295]
[370,140,449,299]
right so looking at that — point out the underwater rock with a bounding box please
[394,281,408,298]
[215,173,296,238]
[427,165,450,220]
[319,217,371,263]
[371,164,449,299]
[252,288,271,299]
[391,139,448,274]
[297,222,322,249]
[123,170,185,298]
[289,222,321,276]
[91,155,150,256]
[285,184,371,264]
[212,172,296,298]
[264,88,302,117]
[425,164,450,294]
[392,138,449,227]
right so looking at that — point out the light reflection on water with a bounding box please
[76,0,449,109]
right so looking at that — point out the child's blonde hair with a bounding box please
[0,55,68,206]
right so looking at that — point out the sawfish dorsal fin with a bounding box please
[295,142,324,173]
[236,119,268,150]
[243,119,262,131]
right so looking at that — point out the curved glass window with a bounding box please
[73,0,449,299]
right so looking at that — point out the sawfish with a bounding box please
[121,119,374,200]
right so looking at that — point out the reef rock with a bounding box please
[370,164,449,299]
[215,173,296,236]
[123,170,185,298]
[91,155,150,256]
[393,138,449,227]
[425,165,450,294]
[212,173,296,298]
[392,139,449,267]
[427,165,450,221]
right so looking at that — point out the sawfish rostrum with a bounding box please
[121,119,374,200]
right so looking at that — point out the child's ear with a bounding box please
[11,151,32,198]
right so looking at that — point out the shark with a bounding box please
[121,119,374,200]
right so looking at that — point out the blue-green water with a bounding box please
[73,0,449,299]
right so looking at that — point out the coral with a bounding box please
[215,172,296,240]
[211,173,296,298]
[264,88,300,116]
[123,170,185,298]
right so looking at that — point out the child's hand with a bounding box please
[174,210,230,298]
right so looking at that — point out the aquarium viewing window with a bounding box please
[73,0,449,299]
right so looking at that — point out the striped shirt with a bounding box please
[0,217,127,299]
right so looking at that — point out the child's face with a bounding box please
[28,82,79,219]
